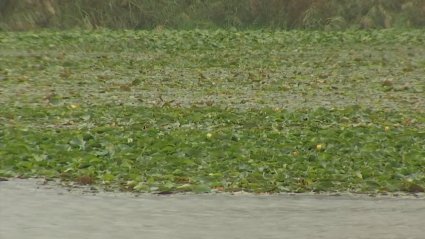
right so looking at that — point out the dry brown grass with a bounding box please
[1,0,424,31]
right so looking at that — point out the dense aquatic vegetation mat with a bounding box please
[1,29,424,194]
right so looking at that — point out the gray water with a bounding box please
[1,179,424,239]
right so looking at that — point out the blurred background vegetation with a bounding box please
[1,0,424,31]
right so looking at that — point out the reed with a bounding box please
[1,0,424,31]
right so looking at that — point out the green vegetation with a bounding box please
[1,29,425,194]
[1,0,424,31]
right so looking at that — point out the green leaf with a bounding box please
[354,171,363,179]
[103,174,116,181]
[406,183,424,193]
[132,78,142,86]
[364,181,381,189]
[192,184,211,193]
[134,184,150,191]
[70,138,85,148]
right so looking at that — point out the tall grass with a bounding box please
[1,0,424,31]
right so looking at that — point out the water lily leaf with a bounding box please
[70,138,85,148]
[134,184,149,191]
[103,174,116,181]
[244,122,259,129]
[354,171,363,179]
[364,181,381,189]
[132,78,142,86]
[314,181,334,191]
[192,184,211,193]
[406,183,424,193]
[48,98,62,105]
